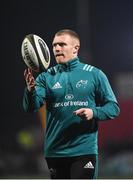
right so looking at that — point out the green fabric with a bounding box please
[23,57,120,157]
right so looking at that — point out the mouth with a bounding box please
[55,54,64,57]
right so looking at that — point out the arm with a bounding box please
[37,103,46,129]
[74,70,120,121]
[92,70,120,121]
[23,68,46,112]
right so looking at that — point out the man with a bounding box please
[23,29,120,179]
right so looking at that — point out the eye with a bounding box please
[58,43,66,47]
[52,43,56,48]
[52,42,67,48]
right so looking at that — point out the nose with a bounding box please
[54,44,61,52]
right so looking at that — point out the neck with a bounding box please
[58,57,80,71]
[58,56,78,65]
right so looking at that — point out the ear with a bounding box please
[73,45,80,54]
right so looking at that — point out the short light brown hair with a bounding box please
[55,29,80,45]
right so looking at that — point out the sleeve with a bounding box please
[23,73,47,113]
[92,70,120,121]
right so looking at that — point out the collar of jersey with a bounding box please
[58,57,80,71]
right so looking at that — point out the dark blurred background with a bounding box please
[1,0,133,178]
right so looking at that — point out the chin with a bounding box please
[56,57,67,64]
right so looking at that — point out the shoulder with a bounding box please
[79,61,108,81]
[46,65,59,75]
[36,64,62,83]
[37,64,59,78]
[79,61,100,74]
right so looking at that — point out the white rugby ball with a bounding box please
[21,34,50,72]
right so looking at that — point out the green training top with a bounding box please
[23,57,120,157]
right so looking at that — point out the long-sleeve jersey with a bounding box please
[23,57,120,157]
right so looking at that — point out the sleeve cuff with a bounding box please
[91,108,98,119]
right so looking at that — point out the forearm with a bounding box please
[92,101,120,121]
[23,88,43,113]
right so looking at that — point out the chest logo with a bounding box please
[65,94,74,100]
[76,80,88,89]
[52,82,62,89]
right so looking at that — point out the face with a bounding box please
[52,34,79,64]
